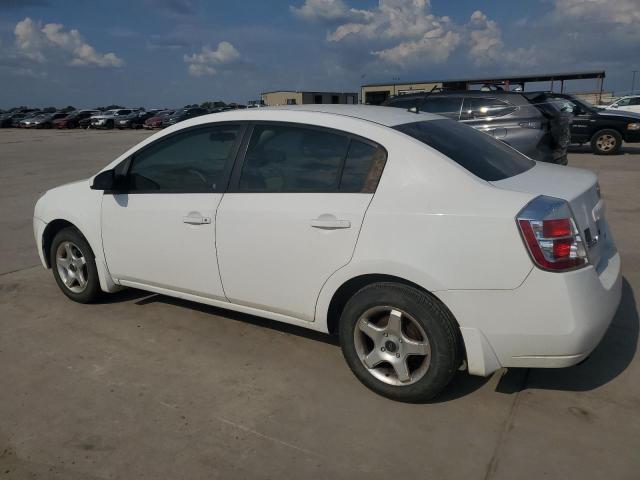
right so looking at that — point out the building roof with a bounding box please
[361,71,606,88]
[261,90,358,95]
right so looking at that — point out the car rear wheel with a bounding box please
[591,129,622,155]
[50,227,101,303]
[339,282,462,402]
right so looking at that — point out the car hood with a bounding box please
[595,109,640,120]
[92,114,116,120]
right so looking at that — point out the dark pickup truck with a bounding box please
[526,92,640,155]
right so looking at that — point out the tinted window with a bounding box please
[394,120,534,181]
[630,98,640,106]
[460,97,517,120]
[420,97,463,118]
[128,125,240,192]
[239,125,349,192]
[387,97,420,109]
[340,140,387,193]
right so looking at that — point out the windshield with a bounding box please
[394,119,535,181]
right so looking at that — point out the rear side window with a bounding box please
[419,97,463,118]
[340,140,387,193]
[394,119,534,181]
[460,98,517,120]
[238,124,386,193]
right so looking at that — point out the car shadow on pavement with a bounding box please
[496,277,638,394]
[124,292,492,401]
[132,293,340,346]
[568,145,640,155]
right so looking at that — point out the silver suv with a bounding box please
[383,91,571,165]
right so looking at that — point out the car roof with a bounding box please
[211,104,441,127]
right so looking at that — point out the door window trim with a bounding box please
[226,121,388,194]
[112,122,247,194]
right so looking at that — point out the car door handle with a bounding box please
[310,218,351,229]
[183,215,211,225]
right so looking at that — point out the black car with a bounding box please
[0,112,27,128]
[383,91,571,164]
[116,110,161,129]
[162,107,209,127]
[526,92,640,155]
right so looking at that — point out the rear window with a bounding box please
[394,119,534,181]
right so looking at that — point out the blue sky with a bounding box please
[0,0,638,108]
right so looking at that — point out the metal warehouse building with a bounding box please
[361,71,607,105]
[261,90,358,106]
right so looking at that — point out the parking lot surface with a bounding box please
[1,129,639,479]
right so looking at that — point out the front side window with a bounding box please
[128,125,240,192]
[394,119,534,181]
[237,124,387,193]
[460,97,517,120]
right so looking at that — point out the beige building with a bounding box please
[361,71,607,105]
[261,90,358,106]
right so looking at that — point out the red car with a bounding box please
[143,110,174,129]
[53,110,100,129]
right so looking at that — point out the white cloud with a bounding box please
[13,17,123,67]
[183,41,241,77]
[291,0,361,21]
[372,29,460,66]
[554,0,640,25]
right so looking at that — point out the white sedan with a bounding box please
[33,105,622,402]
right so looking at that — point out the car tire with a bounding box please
[339,282,462,402]
[591,129,622,155]
[49,227,101,303]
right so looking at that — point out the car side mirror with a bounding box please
[611,104,618,108]
[572,106,582,115]
[91,169,128,192]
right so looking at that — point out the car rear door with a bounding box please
[101,123,244,299]
[215,122,387,321]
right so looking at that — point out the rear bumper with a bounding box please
[437,241,622,376]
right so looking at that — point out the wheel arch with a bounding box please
[325,273,458,336]
[42,219,79,268]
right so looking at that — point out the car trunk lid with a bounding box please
[491,162,608,268]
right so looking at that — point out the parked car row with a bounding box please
[382,91,640,157]
[0,106,231,131]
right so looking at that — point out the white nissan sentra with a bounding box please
[34,105,622,402]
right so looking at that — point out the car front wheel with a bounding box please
[339,283,462,402]
[50,227,101,303]
[591,129,622,155]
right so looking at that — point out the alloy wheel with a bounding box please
[596,134,617,152]
[353,306,431,386]
[55,241,88,293]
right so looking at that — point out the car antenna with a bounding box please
[408,85,440,114]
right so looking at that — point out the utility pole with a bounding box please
[632,70,638,95]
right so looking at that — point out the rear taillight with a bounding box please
[517,196,588,271]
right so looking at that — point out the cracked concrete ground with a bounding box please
[1,129,639,479]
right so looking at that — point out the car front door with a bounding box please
[216,123,387,321]
[101,123,244,299]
